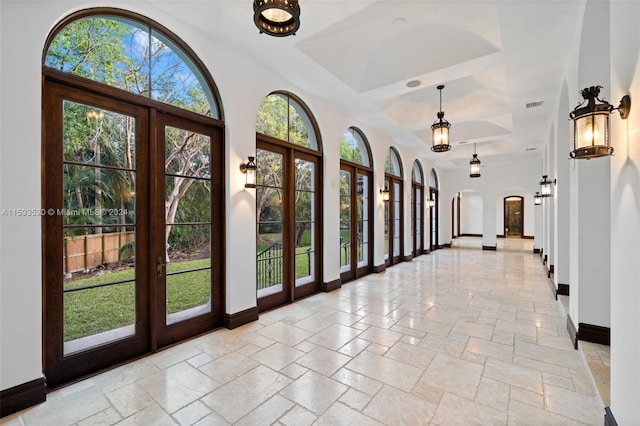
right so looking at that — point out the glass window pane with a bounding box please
[256,94,289,140]
[256,149,283,187]
[165,126,210,179]
[46,17,219,118]
[166,177,210,223]
[151,30,218,118]
[63,101,137,168]
[63,226,136,354]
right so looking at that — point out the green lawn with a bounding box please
[64,258,210,341]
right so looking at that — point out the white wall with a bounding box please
[460,194,482,235]
[609,0,640,422]
[441,159,541,248]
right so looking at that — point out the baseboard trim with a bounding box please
[442,243,452,248]
[321,278,341,292]
[521,235,534,239]
[224,306,259,329]
[567,315,578,350]
[497,234,506,238]
[549,264,555,274]
[402,254,413,262]
[373,264,386,273]
[578,322,610,346]
[460,233,482,237]
[0,377,46,418]
[533,248,541,254]
[557,283,569,296]
[482,245,497,251]
[604,407,618,426]
[544,254,548,265]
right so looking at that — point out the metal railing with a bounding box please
[257,242,283,289]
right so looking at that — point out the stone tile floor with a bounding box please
[1,237,605,425]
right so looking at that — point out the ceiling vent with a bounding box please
[526,100,544,109]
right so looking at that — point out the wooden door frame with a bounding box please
[429,188,439,251]
[385,174,403,266]
[339,162,373,283]
[412,182,424,257]
[256,134,323,311]
[42,71,225,387]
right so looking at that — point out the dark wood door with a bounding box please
[43,80,224,386]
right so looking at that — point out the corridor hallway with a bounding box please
[2,239,604,425]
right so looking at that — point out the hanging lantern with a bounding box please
[239,156,257,188]
[469,143,481,178]
[253,0,301,37]
[431,85,451,152]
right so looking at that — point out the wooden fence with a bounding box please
[64,231,135,275]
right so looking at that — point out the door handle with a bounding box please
[157,256,166,277]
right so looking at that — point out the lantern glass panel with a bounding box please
[262,8,292,22]
[575,113,609,150]
[432,126,449,147]
[470,162,480,177]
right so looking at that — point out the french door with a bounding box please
[411,182,424,257]
[43,77,223,387]
[384,175,403,266]
[256,136,321,312]
[339,163,372,283]
[430,188,439,251]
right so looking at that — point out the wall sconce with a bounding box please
[380,184,390,202]
[253,0,300,37]
[534,192,542,205]
[239,156,257,188]
[539,175,553,197]
[431,85,451,152]
[569,85,631,159]
[427,198,435,208]
[469,143,481,178]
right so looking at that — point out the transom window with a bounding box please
[256,93,319,150]
[45,15,220,119]
[413,160,424,183]
[385,147,402,177]
[340,127,371,167]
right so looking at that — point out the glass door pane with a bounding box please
[416,187,422,253]
[295,158,315,287]
[62,101,138,355]
[339,170,352,273]
[357,174,369,268]
[256,148,286,300]
[393,182,401,258]
[163,126,212,325]
[384,179,390,261]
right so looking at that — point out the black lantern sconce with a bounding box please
[431,85,451,152]
[380,183,390,202]
[240,156,257,188]
[253,0,300,37]
[569,86,631,159]
[539,175,553,197]
[469,143,481,178]
[534,192,542,205]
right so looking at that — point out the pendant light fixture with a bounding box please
[469,143,481,178]
[569,85,631,159]
[431,85,451,152]
[253,0,301,37]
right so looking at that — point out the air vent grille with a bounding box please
[526,100,544,109]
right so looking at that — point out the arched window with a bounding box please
[339,127,373,283]
[45,14,221,119]
[42,10,225,387]
[255,92,322,311]
[429,168,440,251]
[384,147,404,266]
[256,93,319,150]
[411,160,425,257]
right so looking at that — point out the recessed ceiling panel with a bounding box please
[296,1,501,93]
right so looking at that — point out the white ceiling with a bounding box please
[149,0,586,169]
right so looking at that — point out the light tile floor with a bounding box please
[1,237,605,425]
